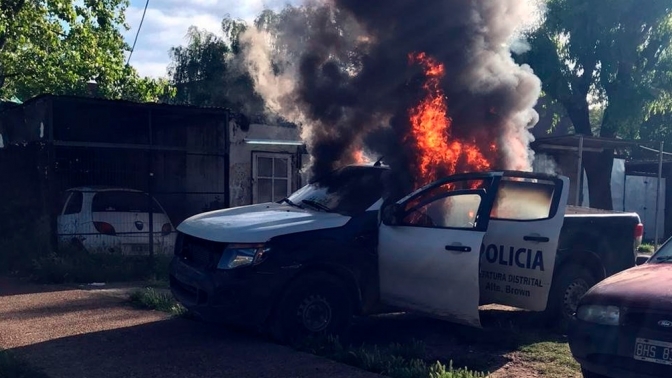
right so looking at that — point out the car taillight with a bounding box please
[94,221,117,236]
[161,223,172,236]
[634,223,644,239]
[634,223,644,249]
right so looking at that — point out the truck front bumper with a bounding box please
[169,257,287,328]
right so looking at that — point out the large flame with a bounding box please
[406,52,493,189]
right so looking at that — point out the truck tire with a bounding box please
[270,272,354,346]
[545,264,596,325]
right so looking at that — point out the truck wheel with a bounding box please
[545,265,596,324]
[270,273,353,346]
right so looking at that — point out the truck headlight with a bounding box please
[576,305,620,326]
[217,243,270,270]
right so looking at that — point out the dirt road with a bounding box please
[0,277,378,378]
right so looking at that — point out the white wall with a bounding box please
[580,158,665,240]
[228,121,306,207]
[623,176,665,241]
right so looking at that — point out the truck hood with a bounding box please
[176,202,351,243]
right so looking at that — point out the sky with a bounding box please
[122,0,297,78]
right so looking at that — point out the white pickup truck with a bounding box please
[169,164,642,343]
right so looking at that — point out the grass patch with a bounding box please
[128,287,187,317]
[638,243,655,254]
[29,247,172,284]
[518,338,580,378]
[0,348,50,378]
[298,336,488,378]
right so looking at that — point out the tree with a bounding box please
[518,0,672,209]
[167,26,232,107]
[0,0,173,102]
[167,18,265,114]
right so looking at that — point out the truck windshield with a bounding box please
[284,166,385,216]
[651,238,672,263]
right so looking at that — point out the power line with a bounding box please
[126,0,150,66]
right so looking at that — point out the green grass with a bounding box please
[470,320,579,378]
[518,338,580,378]
[298,336,488,378]
[0,349,50,378]
[128,287,188,317]
[638,243,656,254]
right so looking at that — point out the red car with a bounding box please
[568,239,672,378]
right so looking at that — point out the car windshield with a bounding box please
[650,237,672,263]
[284,166,385,216]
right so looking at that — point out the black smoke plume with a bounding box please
[241,0,542,194]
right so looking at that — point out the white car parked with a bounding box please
[56,187,176,255]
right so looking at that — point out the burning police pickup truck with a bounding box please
[169,164,642,343]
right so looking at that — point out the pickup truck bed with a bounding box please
[539,206,642,319]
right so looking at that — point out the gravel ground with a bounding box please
[0,277,379,378]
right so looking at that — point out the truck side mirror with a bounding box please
[382,204,403,225]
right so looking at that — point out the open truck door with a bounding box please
[479,172,569,311]
[378,173,500,328]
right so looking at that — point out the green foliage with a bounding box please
[166,18,264,113]
[0,0,174,102]
[128,287,187,316]
[519,0,672,138]
[638,243,656,253]
[517,0,672,209]
[0,349,49,378]
[298,336,488,378]
[166,5,362,116]
[429,361,488,378]
[518,340,580,378]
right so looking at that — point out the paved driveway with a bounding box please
[0,277,378,378]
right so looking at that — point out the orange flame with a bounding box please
[353,150,365,164]
[406,52,493,189]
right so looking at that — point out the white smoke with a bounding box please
[532,153,561,175]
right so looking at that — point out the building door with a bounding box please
[252,152,292,203]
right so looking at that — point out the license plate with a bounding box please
[634,338,672,365]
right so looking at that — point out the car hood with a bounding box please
[582,263,672,311]
[176,202,351,243]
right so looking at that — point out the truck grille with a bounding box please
[176,233,224,270]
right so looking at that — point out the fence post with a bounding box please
[147,108,154,270]
[575,135,584,206]
[655,141,664,250]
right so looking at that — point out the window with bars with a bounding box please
[253,153,292,203]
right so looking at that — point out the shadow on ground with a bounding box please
[9,317,377,378]
[0,276,76,297]
[348,308,567,373]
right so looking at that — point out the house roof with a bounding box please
[531,134,639,152]
[3,93,233,117]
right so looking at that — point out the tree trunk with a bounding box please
[562,92,615,210]
[583,150,614,210]
[561,97,615,209]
